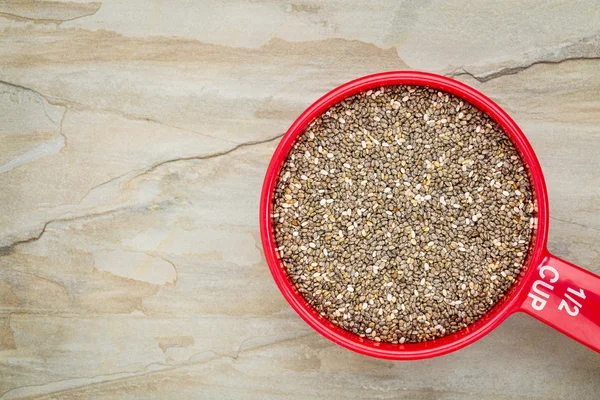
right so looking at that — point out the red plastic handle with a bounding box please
[517,252,600,352]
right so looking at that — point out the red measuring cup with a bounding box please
[259,71,600,360]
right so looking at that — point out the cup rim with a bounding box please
[259,71,549,360]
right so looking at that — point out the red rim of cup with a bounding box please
[259,71,549,360]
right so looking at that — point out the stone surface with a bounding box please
[1,1,599,399]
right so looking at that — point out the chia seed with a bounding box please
[272,86,534,343]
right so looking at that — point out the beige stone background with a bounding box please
[1,0,599,398]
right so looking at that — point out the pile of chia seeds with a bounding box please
[272,86,534,343]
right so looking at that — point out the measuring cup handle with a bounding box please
[516,251,600,353]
